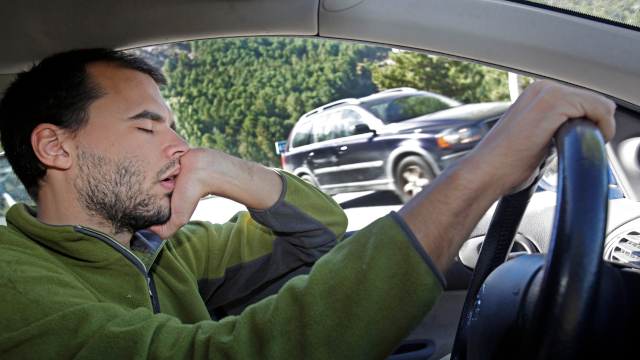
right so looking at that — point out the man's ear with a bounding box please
[31,124,73,170]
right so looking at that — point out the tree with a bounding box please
[369,52,512,103]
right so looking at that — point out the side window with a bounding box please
[0,156,33,218]
[311,112,339,143]
[291,120,313,148]
[368,95,453,123]
[339,109,378,137]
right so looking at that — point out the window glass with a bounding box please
[311,112,338,143]
[339,109,362,137]
[338,109,381,137]
[364,95,455,123]
[0,155,33,223]
[291,121,313,148]
[517,0,639,29]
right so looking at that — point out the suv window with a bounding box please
[364,94,457,123]
[311,112,342,143]
[338,109,379,137]
[291,120,313,148]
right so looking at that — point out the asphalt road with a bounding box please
[191,190,405,232]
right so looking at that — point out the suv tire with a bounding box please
[300,174,318,188]
[395,156,435,203]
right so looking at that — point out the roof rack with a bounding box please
[378,87,418,94]
[301,98,360,119]
[319,98,360,110]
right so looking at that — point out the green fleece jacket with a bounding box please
[0,171,444,360]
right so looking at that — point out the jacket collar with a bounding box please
[6,203,166,269]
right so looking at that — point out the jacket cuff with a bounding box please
[388,211,447,289]
[246,169,287,213]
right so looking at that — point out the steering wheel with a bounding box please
[450,118,610,360]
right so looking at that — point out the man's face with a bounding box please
[72,62,189,235]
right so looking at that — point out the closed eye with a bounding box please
[138,128,154,134]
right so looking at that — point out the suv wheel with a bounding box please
[395,156,435,203]
[300,174,318,188]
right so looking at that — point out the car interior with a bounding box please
[2,1,640,359]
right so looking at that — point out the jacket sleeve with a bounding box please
[0,214,443,360]
[169,170,350,308]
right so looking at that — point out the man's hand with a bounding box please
[148,147,283,239]
[469,80,616,194]
[399,81,616,272]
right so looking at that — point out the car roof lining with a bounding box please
[1,0,640,109]
[0,0,320,74]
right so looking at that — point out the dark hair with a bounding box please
[0,48,166,202]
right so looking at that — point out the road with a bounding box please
[191,190,404,232]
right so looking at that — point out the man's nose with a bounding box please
[164,129,190,159]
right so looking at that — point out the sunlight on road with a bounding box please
[191,196,247,224]
[332,191,403,232]
[342,205,403,232]
[191,190,404,233]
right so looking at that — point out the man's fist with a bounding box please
[467,80,616,195]
[148,147,283,239]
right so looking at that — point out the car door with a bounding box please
[306,111,342,186]
[331,108,388,185]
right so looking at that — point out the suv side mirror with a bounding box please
[353,124,377,136]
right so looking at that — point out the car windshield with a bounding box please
[361,94,462,123]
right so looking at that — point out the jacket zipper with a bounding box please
[75,226,161,314]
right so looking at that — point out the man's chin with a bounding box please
[151,206,172,227]
[146,195,172,226]
[125,205,171,234]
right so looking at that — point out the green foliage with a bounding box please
[369,52,512,103]
[161,38,388,167]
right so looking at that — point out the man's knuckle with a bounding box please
[536,87,561,107]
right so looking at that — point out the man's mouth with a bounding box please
[158,167,180,191]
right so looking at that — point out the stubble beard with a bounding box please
[74,144,172,236]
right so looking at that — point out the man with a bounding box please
[0,49,615,359]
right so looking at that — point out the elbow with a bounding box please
[331,203,349,242]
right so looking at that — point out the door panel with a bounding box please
[308,111,341,185]
[333,109,389,184]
